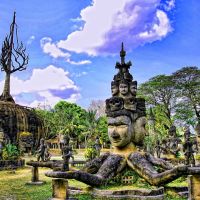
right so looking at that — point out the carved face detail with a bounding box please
[111,85,119,96]
[108,116,133,147]
[130,83,137,96]
[119,83,129,96]
[108,115,148,147]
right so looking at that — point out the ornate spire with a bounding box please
[120,42,126,64]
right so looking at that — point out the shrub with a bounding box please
[2,144,20,160]
[84,147,97,161]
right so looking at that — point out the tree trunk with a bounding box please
[0,72,15,103]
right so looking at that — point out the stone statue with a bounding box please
[161,125,181,159]
[94,136,101,157]
[46,43,189,187]
[37,138,47,162]
[62,135,73,171]
[183,127,196,166]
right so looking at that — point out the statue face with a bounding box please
[119,83,129,96]
[111,85,118,96]
[130,84,137,96]
[108,116,133,147]
[133,117,148,146]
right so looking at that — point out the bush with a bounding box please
[2,144,20,160]
[84,147,97,161]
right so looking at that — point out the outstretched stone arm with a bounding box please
[46,154,126,187]
[145,153,173,170]
[127,152,188,186]
[46,170,105,186]
[81,152,110,174]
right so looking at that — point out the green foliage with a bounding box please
[2,144,20,160]
[84,147,98,160]
[172,66,200,126]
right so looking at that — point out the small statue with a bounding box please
[62,135,74,171]
[44,145,51,161]
[183,128,196,166]
[94,136,101,157]
[37,138,47,162]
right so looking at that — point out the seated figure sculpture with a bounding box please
[46,43,189,187]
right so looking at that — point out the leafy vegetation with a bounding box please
[2,144,20,160]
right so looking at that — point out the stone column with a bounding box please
[51,178,68,200]
[32,166,39,182]
[26,166,45,185]
[188,175,200,200]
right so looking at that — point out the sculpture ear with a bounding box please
[132,117,147,146]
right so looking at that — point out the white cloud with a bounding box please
[40,37,91,65]
[163,0,175,11]
[27,35,35,45]
[0,65,81,107]
[40,37,71,58]
[139,10,171,39]
[56,0,174,55]
[66,59,91,65]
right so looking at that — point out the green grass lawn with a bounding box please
[0,154,188,200]
[0,167,89,200]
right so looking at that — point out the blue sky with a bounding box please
[0,0,199,109]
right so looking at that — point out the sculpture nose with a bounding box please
[111,130,120,139]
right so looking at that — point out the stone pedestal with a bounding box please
[26,166,45,185]
[51,178,68,200]
[188,175,200,200]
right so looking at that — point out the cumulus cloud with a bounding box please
[40,37,91,65]
[0,65,81,107]
[40,37,71,58]
[56,0,174,55]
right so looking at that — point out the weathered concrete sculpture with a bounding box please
[183,128,196,166]
[94,136,101,157]
[61,135,73,171]
[46,44,195,188]
[161,125,181,160]
[37,138,50,162]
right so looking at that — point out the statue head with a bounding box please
[40,138,45,145]
[111,81,119,96]
[130,81,137,96]
[119,79,129,96]
[108,113,147,148]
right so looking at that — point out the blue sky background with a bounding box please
[0,0,199,109]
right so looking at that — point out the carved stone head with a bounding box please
[111,81,119,96]
[108,114,147,148]
[108,115,133,147]
[119,79,129,96]
[130,81,137,96]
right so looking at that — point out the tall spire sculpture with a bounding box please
[0,12,29,102]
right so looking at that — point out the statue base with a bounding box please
[26,181,46,185]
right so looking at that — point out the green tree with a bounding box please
[138,75,175,124]
[172,66,200,126]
